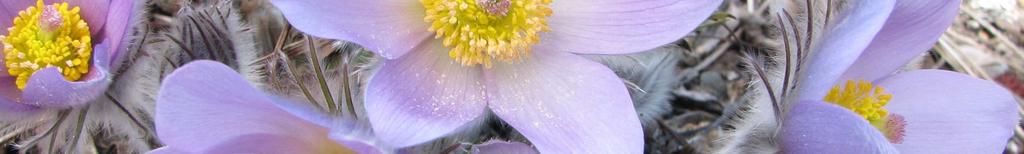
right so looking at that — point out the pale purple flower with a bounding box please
[0,0,135,120]
[270,0,720,152]
[778,0,1018,153]
[150,60,391,154]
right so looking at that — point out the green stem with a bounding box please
[68,106,89,152]
[24,110,70,150]
[306,35,337,114]
[282,50,323,110]
[341,51,357,118]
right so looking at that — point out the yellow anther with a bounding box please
[824,80,906,143]
[824,80,893,125]
[422,0,552,67]
[2,0,92,90]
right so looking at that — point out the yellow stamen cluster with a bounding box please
[2,0,92,90]
[824,80,893,124]
[422,0,552,67]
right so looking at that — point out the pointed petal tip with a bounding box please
[841,0,962,81]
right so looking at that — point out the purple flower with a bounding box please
[150,60,390,154]
[779,0,1019,153]
[270,0,720,152]
[270,0,722,152]
[0,0,135,120]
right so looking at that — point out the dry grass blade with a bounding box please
[936,35,990,79]
[961,8,1024,65]
[680,20,743,83]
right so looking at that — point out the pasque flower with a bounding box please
[0,0,135,120]
[151,61,390,154]
[270,0,720,152]
[772,0,1018,153]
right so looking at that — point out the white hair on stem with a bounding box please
[713,0,848,153]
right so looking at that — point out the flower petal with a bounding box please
[20,43,111,108]
[841,0,961,82]
[877,70,1018,153]
[155,60,333,153]
[329,132,388,154]
[473,141,539,154]
[201,134,338,154]
[153,135,346,154]
[2,1,64,78]
[364,40,487,147]
[19,66,108,107]
[0,79,39,121]
[270,0,432,59]
[539,0,720,55]
[486,50,643,153]
[782,100,898,153]
[99,0,135,69]
[0,101,39,121]
[0,62,7,79]
[58,0,109,35]
[0,76,19,98]
[323,114,394,153]
[0,1,35,34]
[794,0,895,101]
[0,0,109,36]
[273,96,395,153]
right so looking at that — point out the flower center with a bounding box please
[824,80,891,122]
[824,80,905,143]
[2,0,92,90]
[477,0,511,16]
[421,0,552,67]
